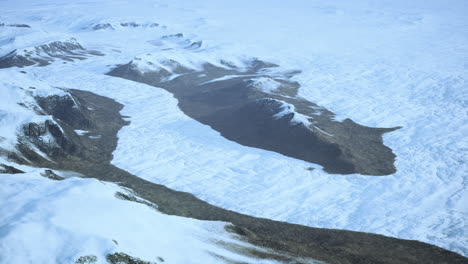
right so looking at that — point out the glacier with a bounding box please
[0,0,467,261]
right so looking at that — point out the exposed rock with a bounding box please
[0,38,103,69]
[161,33,183,39]
[120,22,139,28]
[9,24,31,28]
[108,58,400,176]
[90,22,159,31]
[40,169,64,180]
[92,23,114,30]
[106,252,157,264]
[0,23,31,28]
[10,89,121,167]
[35,93,91,129]
[18,118,74,164]
[75,255,98,264]
[0,164,24,174]
[115,191,158,210]
[185,40,202,50]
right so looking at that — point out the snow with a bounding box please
[0,0,467,258]
[272,100,312,127]
[75,130,89,136]
[0,171,284,264]
[129,50,245,75]
[0,32,74,57]
[28,144,53,162]
[200,74,256,85]
[250,77,282,94]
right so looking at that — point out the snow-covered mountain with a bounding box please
[0,0,467,263]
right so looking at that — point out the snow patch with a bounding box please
[273,100,312,127]
[74,130,89,136]
[250,77,282,93]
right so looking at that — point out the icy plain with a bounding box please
[0,0,467,258]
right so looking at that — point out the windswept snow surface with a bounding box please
[0,169,282,264]
[0,0,467,257]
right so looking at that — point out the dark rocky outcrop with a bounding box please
[90,22,159,31]
[0,23,31,28]
[13,90,124,168]
[106,252,160,264]
[40,169,64,180]
[92,23,114,30]
[75,255,98,264]
[185,40,203,50]
[114,191,158,210]
[0,38,103,69]
[0,164,24,174]
[161,33,184,39]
